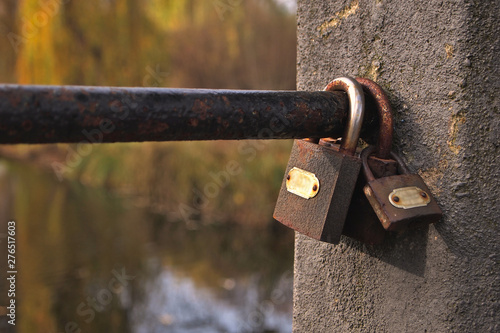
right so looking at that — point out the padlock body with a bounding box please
[363,174,442,231]
[342,155,398,244]
[273,139,361,244]
[320,140,398,245]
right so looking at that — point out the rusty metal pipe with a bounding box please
[0,85,378,144]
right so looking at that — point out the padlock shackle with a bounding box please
[355,78,394,160]
[362,145,411,181]
[388,150,411,175]
[361,145,377,182]
[324,77,365,156]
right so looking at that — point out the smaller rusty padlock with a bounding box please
[273,77,365,244]
[361,145,443,231]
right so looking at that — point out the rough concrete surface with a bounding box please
[294,0,499,332]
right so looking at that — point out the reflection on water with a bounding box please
[0,158,294,333]
[133,265,292,333]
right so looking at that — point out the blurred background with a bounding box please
[0,0,297,332]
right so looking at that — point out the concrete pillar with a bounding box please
[294,0,499,331]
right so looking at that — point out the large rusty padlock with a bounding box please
[319,78,397,244]
[361,145,443,231]
[273,77,365,244]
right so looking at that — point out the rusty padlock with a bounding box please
[361,145,443,231]
[273,77,365,244]
[341,78,397,244]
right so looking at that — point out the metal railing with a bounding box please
[0,85,379,144]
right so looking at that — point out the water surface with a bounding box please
[0,159,294,333]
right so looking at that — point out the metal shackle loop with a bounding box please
[388,150,411,175]
[324,77,365,156]
[361,145,377,182]
[362,145,411,181]
[355,78,394,159]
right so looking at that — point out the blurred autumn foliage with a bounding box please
[0,3,297,332]
[0,0,297,227]
[1,0,296,89]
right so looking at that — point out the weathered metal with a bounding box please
[362,145,443,231]
[324,77,365,155]
[273,140,362,243]
[286,167,320,199]
[341,78,396,244]
[355,77,393,159]
[320,144,396,245]
[274,77,364,244]
[0,84,378,144]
